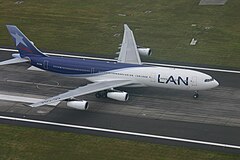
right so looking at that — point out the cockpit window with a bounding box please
[204,78,214,82]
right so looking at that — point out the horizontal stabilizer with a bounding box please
[27,66,46,72]
[0,58,29,66]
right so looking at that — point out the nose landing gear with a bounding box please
[193,91,199,99]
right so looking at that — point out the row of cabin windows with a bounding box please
[53,65,149,78]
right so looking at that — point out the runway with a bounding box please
[0,49,240,153]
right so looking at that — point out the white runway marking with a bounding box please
[1,48,240,74]
[199,0,228,5]
[0,115,239,149]
[6,79,60,88]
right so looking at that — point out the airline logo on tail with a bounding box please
[9,29,32,53]
[6,25,46,57]
[11,32,27,47]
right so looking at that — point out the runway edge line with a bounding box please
[0,115,240,150]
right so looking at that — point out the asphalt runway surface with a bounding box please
[0,50,240,153]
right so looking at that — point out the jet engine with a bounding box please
[67,100,89,110]
[107,91,129,101]
[137,48,152,56]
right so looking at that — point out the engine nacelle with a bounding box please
[67,100,89,110]
[137,48,152,56]
[107,91,129,101]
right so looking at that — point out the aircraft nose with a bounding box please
[213,79,219,87]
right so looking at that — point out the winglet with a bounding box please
[124,24,130,31]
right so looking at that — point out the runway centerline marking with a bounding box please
[1,47,240,74]
[6,79,60,88]
[0,115,240,149]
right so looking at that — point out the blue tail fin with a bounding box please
[6,25,47,58]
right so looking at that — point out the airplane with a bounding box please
[0,24,219,110]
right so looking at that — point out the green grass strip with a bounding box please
[0,124,239,160]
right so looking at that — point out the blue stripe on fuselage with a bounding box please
[30,56,142,76]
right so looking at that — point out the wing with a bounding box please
[117,24,142,65]
[0,93,60,106]
[29,80,132,107]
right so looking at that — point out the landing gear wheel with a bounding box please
[95,92,101,98]
[193,92,199,99]
[95,91,107,98]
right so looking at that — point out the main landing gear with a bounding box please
[95,91,107,98]
[193,91,199,99]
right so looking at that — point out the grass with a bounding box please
[0,0,239,68]
[0,124,239,160]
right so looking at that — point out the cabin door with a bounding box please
[150,73,156,82]
[91,68,95,74]
[191,76,197,86]
[43,60,49,70]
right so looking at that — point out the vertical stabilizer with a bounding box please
[6,25,47,58]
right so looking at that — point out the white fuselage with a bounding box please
[87,66,219,91]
